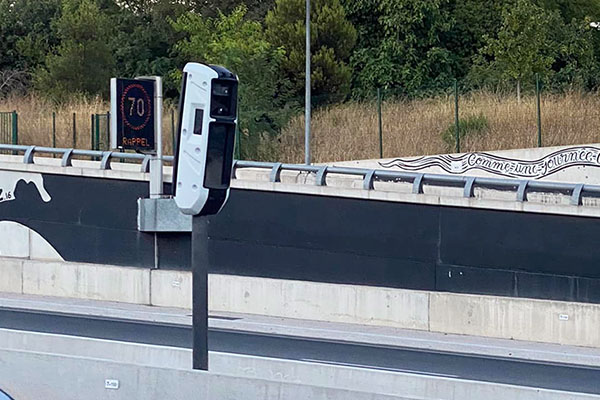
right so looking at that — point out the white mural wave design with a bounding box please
[380,146,600,180]
[0,171,51,203]
[0,221,63,261]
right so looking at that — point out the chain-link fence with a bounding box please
[3,76,600,163]
[270,75,600,164]
[0,111,18,154]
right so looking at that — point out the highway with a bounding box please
[1,307,599,394]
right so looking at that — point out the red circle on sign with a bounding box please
[120,83,152,131]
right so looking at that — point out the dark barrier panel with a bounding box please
[2,172,600,303]
[207,190,438,290]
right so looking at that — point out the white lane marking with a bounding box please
[301,358,459,378]
[225,320,600,363]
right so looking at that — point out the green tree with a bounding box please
[107,0,187,95]
[172,6,294,159]
[185,0,276,20]
[475,0,559,101]
[265,0,357,104]
[35,0,115,100]
[550,18,597,90]
[443,0,505,79]
[343,0,455,98]
[0,0,61,93]
[537,0,600,22]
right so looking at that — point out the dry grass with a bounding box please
[2,92,600,162]
[275,91,600,163]
[0,94,178,155]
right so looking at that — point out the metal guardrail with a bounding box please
[233,160,600,207]
[0,144,598,207]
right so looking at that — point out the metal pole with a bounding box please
[377,88,383,158]
[106,112,110,151]
[52,112,56,150]
[305,0,311,165]
[12,111,18,155]
[90,114,94,151]
[150,77,164,198]
[156,77,163,163]
[536,73,542,148]
[171,109,175,156]
[192,215,209,371]
[235,104,241,160]
[95,114,100,152]
[454,80,460,153]
[72,112,77,148]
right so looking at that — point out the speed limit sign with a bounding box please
[110,78,156,151]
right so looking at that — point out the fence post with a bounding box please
[95,114,100,152]
[377,88,383,159]
[12,110,19,155]
[106,112,110,151]
[234,105,241,160]
[171,109,175,156]
[536,73,542,148]
[454,80,460,154]
[72,112,77,149]
[52,112,56,151]
[90,114,94,151]
[11,111,18,155]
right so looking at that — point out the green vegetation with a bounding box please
[441,114,489,148]
[2,0,600,156]
[265,0,356,104]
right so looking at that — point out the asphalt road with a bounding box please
[0,307,599,394]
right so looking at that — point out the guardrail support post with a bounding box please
[464,177,476,198]
[61,149,74,167]
[571,184,584,206]
[23,146,35,164]
[315,166,328,186]
[363,170,376,190]
[100,152,113,170]
[141,155,152,173]
[270,163,283,183]
[517,181,529,202]
[413,174,424,194]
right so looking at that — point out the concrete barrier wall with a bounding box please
[0,330,596,400]
[0,349,406,400]
[2,257,600,348]
[3,157,600,306]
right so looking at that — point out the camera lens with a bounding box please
[212,83,231,97]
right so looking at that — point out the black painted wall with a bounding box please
[210,190,600,303]
[3,173,600,304]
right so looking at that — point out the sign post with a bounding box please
[173,63,239,371]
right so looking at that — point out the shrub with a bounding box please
[441,113,489,149]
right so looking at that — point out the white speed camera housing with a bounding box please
[173,63,238,216]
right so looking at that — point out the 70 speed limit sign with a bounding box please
[110,78,156,151]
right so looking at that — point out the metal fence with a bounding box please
[0,111,18,154]
[6,110,179,156]
[0,143,598,207]
[92,113,110,152]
